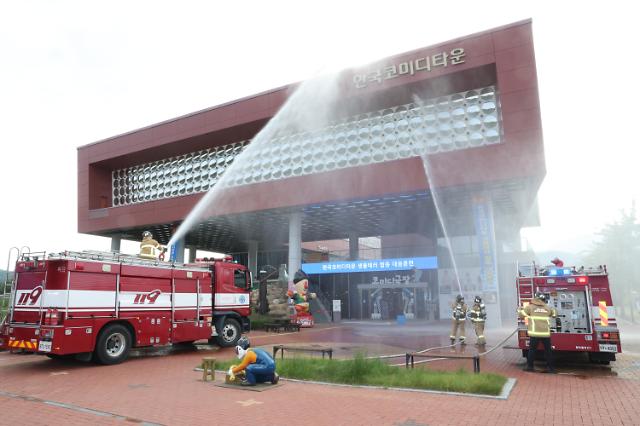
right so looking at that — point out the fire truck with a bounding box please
[516,261,621,364]
[0,250,252,364]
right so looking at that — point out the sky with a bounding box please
[1,0,639,269]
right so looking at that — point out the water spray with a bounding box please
[167,74,341,250]
[413,95,463,296]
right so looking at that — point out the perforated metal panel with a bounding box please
[112,86,501,207]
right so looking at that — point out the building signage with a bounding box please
[302,256,437,275]
[353,48,466,89]
[472,196,498,293]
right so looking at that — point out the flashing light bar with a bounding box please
[548,267,573,276]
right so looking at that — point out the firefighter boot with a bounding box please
[474,322,486,346]
[450,319,459,345]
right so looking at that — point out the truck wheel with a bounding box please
[216,318,241,347]
[94,324,132,365]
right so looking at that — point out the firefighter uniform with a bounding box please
[468,299,487,345]
[518,295,557,373]
[139,232,162,259]
[450,297,468,344]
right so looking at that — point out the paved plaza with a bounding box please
[1,321,639,425]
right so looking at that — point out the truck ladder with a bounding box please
[516,261,536,298]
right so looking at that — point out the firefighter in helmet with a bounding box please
[518,291,557,373]
[450,294,468,344]
[228,336,279,386]
[467,295,487,345]
[550,257,564,267]
[139,231,163,259]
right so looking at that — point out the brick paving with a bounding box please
[1,321,639,425]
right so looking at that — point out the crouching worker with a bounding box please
[228,336,279,386]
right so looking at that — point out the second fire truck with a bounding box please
[0,250,252,364]
[516,261,621,364]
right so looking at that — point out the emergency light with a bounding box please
[548,268,572,276]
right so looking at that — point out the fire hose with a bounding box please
[365,326,519,367]
[389,327,519,367]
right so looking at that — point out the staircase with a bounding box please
[309,282,333,323]
[310,297,332,323]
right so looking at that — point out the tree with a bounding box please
[584,204,640,323]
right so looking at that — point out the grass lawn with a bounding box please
[213,353,507,396]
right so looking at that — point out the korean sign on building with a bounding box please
[353,48,466,89]
[302,256,437,275]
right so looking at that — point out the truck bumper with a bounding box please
[3,325,42,352]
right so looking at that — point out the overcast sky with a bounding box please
[1,1,638,269]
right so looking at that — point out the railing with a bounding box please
[43,250,203,270]
[517,260,607,277]
[405,352,481,373]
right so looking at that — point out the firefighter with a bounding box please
[450,294,468,344]
[550,257,564,267]
[468,295,487,345]
[228,336,279,386]
[139,231,163,259]
[518,291,557,373]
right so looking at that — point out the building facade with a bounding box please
[78,20,545,325]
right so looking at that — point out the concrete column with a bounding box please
[348,233,359,260]
[287,211,302,288]
[110,236,121,253]
[188,247,197,263]
[247,240,258,279]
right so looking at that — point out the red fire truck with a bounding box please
[516,262,621,364]
[0,250,252,364]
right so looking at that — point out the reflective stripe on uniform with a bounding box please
[528,315,552,337]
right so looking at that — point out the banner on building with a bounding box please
[472,195,499,300]
[302,256,437,275]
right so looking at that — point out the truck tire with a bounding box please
[589,352,613,365]
[94,324,132,365]
[215,318,241,347]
